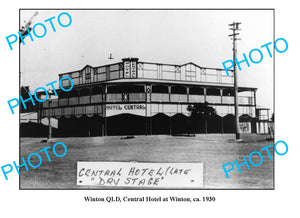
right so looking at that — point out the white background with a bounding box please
[0,0,298,217]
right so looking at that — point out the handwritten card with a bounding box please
[77,162,204,188]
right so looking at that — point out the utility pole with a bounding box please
[48,89,54,140]
[228,22,241,140]
[20,11,38,41]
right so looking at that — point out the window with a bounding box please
[171,86,187,94]
[189,87,204,95]
[152,85,168,93]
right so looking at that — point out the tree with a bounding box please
[187,102,217,134]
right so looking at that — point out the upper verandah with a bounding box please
[58,58,234,86]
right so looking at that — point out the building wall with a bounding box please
[40,84,256,118]
[34,58,261,136]
[59,58,234,87]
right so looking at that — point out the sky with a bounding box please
[20,9,274,111]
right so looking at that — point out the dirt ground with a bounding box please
[19,134,274,189]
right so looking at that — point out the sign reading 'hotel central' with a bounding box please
[106,104,146,117]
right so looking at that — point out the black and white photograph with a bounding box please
[19,9,274,190]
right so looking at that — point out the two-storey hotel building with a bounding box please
[38,57,262,136]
